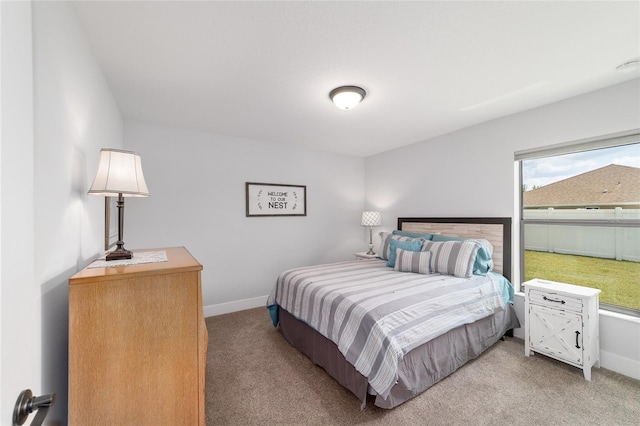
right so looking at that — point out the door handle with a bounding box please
[13,389,55,426]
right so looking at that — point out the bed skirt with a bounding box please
[278,304,519,409]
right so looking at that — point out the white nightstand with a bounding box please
[355,252,378,260]
[524,278,601,381]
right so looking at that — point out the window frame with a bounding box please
[516,130,640,317]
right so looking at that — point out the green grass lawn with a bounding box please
[524,250,640,311]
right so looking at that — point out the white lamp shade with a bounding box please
[88,148,150,197]
[361,211,381,227]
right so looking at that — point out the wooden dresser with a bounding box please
[68,247,206,425]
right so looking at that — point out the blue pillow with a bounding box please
[386,238,424,268]
[392,230,436,240]
[431,234,493,275]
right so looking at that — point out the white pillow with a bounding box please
[394,249,431,275]
[378,232,425,261]
[421,240,481,278]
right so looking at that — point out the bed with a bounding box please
[267,217,519,409]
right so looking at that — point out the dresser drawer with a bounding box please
[528,289,583,313]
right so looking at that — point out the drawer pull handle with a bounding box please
[575,331,581,349]
[543,296,565,304]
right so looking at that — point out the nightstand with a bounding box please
[355,252,378,260]
[524,278,601,381]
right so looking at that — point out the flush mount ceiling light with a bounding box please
[329,86,366,110]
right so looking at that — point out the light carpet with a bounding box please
[206,307,640,425]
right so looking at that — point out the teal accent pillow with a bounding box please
[475,244,493,274]
[392,230,436,240]
[386,238,424,268]
[431,234,493,275]
[431,234,464,242]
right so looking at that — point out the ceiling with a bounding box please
[73,1,640,157]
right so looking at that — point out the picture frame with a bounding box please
[104,198,118,251]
[245,182,307,217]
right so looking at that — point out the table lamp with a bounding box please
[88,148,150,260]
[361,211,382,255]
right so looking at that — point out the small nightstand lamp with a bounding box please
[361,211,382,255]
[88,148,150,260]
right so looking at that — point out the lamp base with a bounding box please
[366,247,376,255]
[106,248,133,261]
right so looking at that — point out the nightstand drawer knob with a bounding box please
[543,296,565,304]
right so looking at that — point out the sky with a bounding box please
[522,143,640,189]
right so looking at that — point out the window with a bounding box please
[516,132,640,316]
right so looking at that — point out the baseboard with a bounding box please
[512,327,525,340]
[204,295,268,317]
[600,350,640,380]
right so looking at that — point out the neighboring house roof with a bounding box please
[523,164,640,208]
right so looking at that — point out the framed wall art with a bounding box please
[245,182,307,217]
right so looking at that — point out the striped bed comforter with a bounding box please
[268,259,508,399]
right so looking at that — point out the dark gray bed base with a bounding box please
[279,305,519,409]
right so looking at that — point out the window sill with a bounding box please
[599,309,640,324]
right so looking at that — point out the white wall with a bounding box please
[1,1,37,422]
[124,122,365,315]
[0,1,123,424]
[364,79,640,379]
[33,2,125,423]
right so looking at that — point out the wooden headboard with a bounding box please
[397,217,512,281]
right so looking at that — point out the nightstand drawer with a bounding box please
[529,289,582,313]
